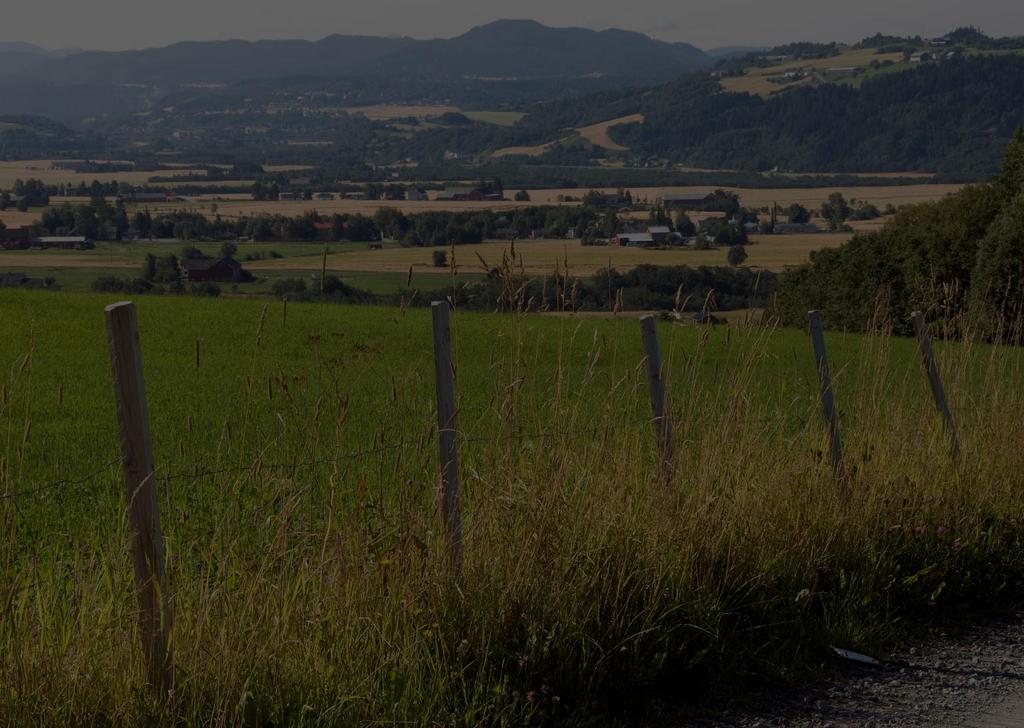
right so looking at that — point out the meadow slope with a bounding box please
[2,290,1024,725]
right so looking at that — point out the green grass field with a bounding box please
[3,289,1024,724]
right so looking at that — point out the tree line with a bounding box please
[774,129,1024,340]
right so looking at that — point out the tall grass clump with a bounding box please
[1,290,1024,725]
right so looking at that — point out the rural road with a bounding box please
[687,614,1024,727]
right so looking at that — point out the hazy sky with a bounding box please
[5,0,1022,51]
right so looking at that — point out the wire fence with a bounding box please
[3,400,983,505]
[0,301,1001,695]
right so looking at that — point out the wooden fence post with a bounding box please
[320,250,328,294]
[640,315,675,482]
[431,301,463,573]
[807,310,845,488]
[104,301,173,694]
[912,311,960,461]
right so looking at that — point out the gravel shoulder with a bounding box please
[682,614,1024,727]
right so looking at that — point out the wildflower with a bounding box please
[937,526,949,538]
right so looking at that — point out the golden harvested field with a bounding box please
[576,114,644,151]
[128,197,531,219]
[0,160,209,188]
[247,233,851,277]
[115,183,962,221]
[530,184,964,208]
[492,142,556,158]
[262,165,315,173]
[0,209,43,227]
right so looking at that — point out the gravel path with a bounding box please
[686,614,1024,727]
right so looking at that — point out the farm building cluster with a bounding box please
[0,226,94,251]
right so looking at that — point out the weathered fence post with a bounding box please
[104,301,173,694]
[640,315,675,482]
[912,311,960,461]
[807,310,845,488]
[431,301,463,573]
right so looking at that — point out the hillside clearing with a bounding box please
[721,49,908,97]
[575,113,644,150]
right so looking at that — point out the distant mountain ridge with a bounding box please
[0,42,48,55]
[0,20,710,87]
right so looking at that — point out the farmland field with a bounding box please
[0,160,210,188]
[3,289,1024,724]
[0,233,851,295]
[575,114,644,150]
[0,207,45,227]
[721,48,913,97]
[127,197,531,218]
[490,141,556,157]
[101,183,963,221]
[492,113,643,156]
[250,233,852,277]
[526,183,964,207]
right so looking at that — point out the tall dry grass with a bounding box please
[2,304,1024,726]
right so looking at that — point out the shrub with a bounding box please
[727,245,749,267]
[271,278,308,297]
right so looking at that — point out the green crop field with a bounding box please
[3,289,1024,725]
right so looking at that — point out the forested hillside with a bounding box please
[612,56,1024,176]
[0,115,101,158]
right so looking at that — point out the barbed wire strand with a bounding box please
[0,457,123,501]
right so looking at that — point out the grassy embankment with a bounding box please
[2,290,1024,724]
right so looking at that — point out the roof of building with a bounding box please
[648,226,672,234]
[37,236,88,243]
